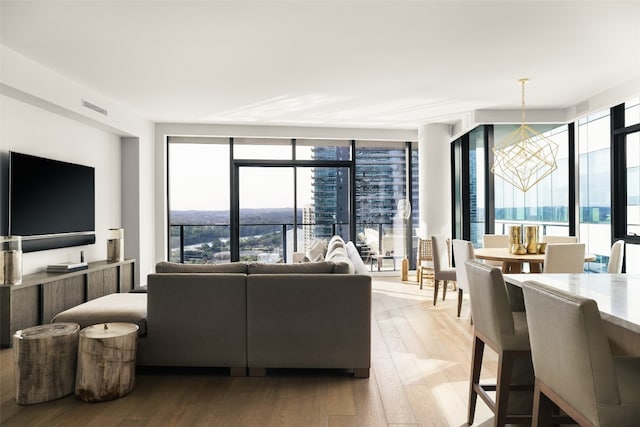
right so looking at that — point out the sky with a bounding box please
[169,143,313,211]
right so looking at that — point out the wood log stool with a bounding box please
[75,322,139,402]
[13,322,80,405]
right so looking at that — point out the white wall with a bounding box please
[0,46,155,284]
[0,94,121,274]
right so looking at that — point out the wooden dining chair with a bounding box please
[607,240,625,273]
[431,235,456,305]
[522,281,640,426]
[417,238,435,289]
[482,234,509,268]
[542,243,585,273]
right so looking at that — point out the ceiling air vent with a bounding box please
[82,99,108,116]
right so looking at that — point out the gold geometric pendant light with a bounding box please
[491,78,559,192]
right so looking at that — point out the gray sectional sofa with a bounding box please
[54,237,372,377]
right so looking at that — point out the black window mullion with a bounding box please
[461,133,471,240]
[350,140,357,244]
[405,141,414,268]
[568,123,577,237]
[485,125,495,234]
[230,138,240,261]
[611,104,626,242]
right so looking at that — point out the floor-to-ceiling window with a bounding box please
[469,127,486,245]
[167,136,417,266]
[493,124,570,237]
[167,137,230,263]
[453,97,639,274]
[578,109,611,272]
[355,141,415,263]
[617,97,640,272]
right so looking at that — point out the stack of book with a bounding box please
[46,262,88,273]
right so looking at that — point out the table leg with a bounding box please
[529,262,543,273]
[502,261,523,274]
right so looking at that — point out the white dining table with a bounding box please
[503,273,640,356]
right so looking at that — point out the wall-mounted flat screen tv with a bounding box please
[9,151,96,252]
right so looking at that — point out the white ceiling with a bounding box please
[1,0,639,130]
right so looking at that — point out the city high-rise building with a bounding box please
[311,145,419,242]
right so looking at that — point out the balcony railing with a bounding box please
[169,222,414,269]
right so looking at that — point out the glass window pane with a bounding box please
[494,124,570,238]
[578,108,612,272]
[469,127,485,246]
[295,139,351,160]
[239,167,294,263]
[626,97,640,127]
[625,243,640,273]
[410,146,420,257]
[234,138,292,160]
[627,132,640,236]
[355,143,406,263]
[168,142,230,263]
[298,165,351,244]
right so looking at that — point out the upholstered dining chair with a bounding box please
[542,243,586,273]
[464,261,534,427]
[522,281,640,426]
[540,235,578,244]
[482,234,509,267]
[452,239,474,318]
[607,240,625,273]
[417,238,434,289]
[431,235,456,305]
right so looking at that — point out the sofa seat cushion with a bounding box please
[52,293,147,335]
[156,261,248,274]
[248,261,336,274]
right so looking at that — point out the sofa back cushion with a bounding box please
[345,241,370,275]
[326,237,346,258]
[325,246,356,274]
[155,261,248,274]
[247,261,336,274]
[305,239,328,262]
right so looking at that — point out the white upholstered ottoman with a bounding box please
[52,293,147,335]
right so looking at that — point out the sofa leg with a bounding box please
[353,368,370,378]
[249,368,267,377]
[230,367,246,377]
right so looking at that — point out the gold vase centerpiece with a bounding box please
[524,225,539,254]
[509,225,522,254]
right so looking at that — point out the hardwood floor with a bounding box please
[0,273,504,427]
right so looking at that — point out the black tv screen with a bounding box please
[9,151,96,252]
